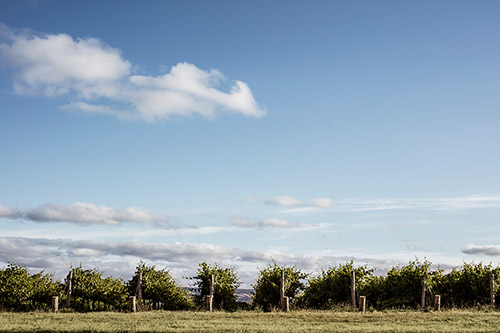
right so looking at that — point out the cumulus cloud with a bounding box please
[463,244,500,256]
[0,202,176,228]
[265,196,334,208]
[0,23,266,122]
[127,63,265,121]
[0,23,129,98]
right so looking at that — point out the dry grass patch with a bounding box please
[0,310,499,332]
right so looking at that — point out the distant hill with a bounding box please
[236,289,253,303]
[186,288,254,303]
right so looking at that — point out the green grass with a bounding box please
[0,310,499,332]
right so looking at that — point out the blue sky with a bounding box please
[1,0,500,287]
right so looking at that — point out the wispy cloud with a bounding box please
[0,23,266,122]
[263,194,500,213]
[0,202,177,228]
[334,195,500,212]
[265,196,334,208]
[259,218,301,228]
[463,244,500,256]
[348,195,500,211]
[232,218,258,228]
[231,217,325,230]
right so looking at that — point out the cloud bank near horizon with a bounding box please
[0,236,468,284]
[0,23,266,122]
[0,236,402,280]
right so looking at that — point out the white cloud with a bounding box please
[265,196,334,208]
[0,23,266,122]
[0,26,130,97]
[463,244,500,256]
[0,202,176,228]
[25,202,167,226]
[127,63,266,121]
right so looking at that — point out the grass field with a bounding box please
[1,310,499,332]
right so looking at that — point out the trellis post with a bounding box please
[351,270,357,308]
[359,296,366,312]
[490,273,495,308]
[65,270,72,308]
[421,274,427,310]
[52,296,58,312]
[434,295,441,311]
[206,274,214,311]
[136,271,143,311]
[280,270,289,311]
[129,296,136,312]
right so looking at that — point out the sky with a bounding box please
[1,0,500,288]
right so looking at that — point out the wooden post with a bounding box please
[434,295,441,311]
[351,270,357,308]
[52,296,58,312]
[206,295,213,312]
[280,270,285,311]
[359,296,366,313]
[65,270,72,308]
[206,274,214,311]
[283,296,289,312]
[129,296,136,312]
[136,272,142,311]
[421,274,426,310]
[490,273,495,308]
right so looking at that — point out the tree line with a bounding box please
[0,259,498,312]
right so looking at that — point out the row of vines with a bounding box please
[0,259,499,312]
